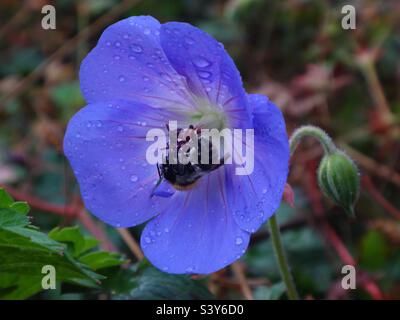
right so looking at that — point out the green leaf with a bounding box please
[10,202,30,215]
[0,188,125,299]
[0,189,14,208]
[79,251,127,270]
[254,282,286,300]
[359,230,389,271]
[108,263,214,300]
[48,226,88,257]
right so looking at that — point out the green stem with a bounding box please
[268,125,337,300]
[268,125,335,300]
[268,215,299,300]
[289,125,336,156]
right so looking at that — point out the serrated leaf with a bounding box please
[79,251,127,270]
[49,226,87,256]
[9,202,30,215]
[0,189,107,299]
[0,189,14,208]
[109,265,214,300]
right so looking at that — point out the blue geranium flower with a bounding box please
[64,16,289,274]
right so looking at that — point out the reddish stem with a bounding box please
[362,175,400,220]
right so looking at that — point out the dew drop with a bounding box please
[144,236,151,244]
[130,43,143,53]
[184,36,195,45]
[193,56,211,68]
[197,70,211,79]
[160,73,172,82]
[143,28,151,35]
[117,126,123,132]
[185,266,194,273]
[118,75,125,82]
[130,175,138,182]
[235,237,243,245]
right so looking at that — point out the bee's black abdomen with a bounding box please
[159,125,225,188]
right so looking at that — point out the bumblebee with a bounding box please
[154,125,225,194]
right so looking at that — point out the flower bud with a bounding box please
[317,151,360,217]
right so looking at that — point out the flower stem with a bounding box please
[268,215,299,300]
[289,125,337,156]
[268,125,337,300]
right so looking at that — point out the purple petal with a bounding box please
[228,94,290,232]
[63,99,174,227]
[160,22,251,128]
[80,16,196,112]
[141,168,250,274]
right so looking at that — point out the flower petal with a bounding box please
[80,16,196,112]
[160,22,251,128]
[228,94,290,232]
[141,168,250,274]
[63,99,173,227]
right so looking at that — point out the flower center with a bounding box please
[159,121,226,190]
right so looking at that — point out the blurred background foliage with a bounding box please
[0,0,399,300]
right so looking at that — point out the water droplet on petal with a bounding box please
[130,43,143,53]
[130,175,138,182]
[118,75,125,82]
[185,266,194,273]
[143,28,151,35]
[117,126,123,132]
[197,70,211,79]
[235,237,243,245]
[193,56,211,68]
[184,36,194,45]
[160,73,172,82]
[144,236,151,244]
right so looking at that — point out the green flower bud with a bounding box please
[317,151,360,217]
